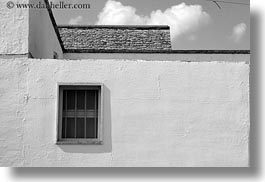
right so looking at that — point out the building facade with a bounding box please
[0,0,250,167]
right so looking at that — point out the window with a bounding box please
[57,84,103,145]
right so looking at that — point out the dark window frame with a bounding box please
[56,83,103,145]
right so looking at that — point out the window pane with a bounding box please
[62,117,66,138]
[76,118,85,138]
[86,90,96,110]
[66,118,75,138]
[77,90,85,110]
[95,90,98,109]
[59,86,101,142]
[63,90,66,111]
[86,118,98,138]
[67,90,75,110]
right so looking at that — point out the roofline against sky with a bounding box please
[43,0,250,54]
[44,0,65,52]
[58,25,170,30]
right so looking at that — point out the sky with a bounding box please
[50,0,250,50]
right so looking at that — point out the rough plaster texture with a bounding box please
[58,26,172,51]
[0,0,62,58]
[0,0,29,54]
[0,0,250,168]
[0,55,249,167]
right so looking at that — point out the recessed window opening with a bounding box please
[57,84,103,145]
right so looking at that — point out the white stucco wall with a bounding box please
[0,0,63,58]
[0,0,250,168]
[0,0,29,54]
[0,56,249,167]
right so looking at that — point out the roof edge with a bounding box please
[65,49,250,54]
[44,0,65,52]
[58,25,170,30]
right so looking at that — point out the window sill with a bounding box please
[56,140,103,145]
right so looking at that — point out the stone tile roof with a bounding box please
[58,25,172,51]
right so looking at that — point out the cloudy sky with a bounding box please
[50,0,250,50]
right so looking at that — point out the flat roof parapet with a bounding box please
[65,49,250,54]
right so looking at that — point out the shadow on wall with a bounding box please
[57,86,112,154]
[28,0,63,59]
[249,10,262,175]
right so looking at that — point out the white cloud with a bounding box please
[96,0,210,40]
[231,23,247,43]
[69,16,83,25]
